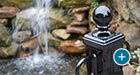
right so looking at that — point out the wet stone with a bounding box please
[59,40,85,53]
[12,30,32,43]
[0,43,18,57]
[72,6,90,13]
[0,25,12,47]
[52,29,71,40]
[21,36,38,49]
[73,13,86,21]
[67,25,88,35]
[0,6,20,18]
[0,19,8,25]
[70,19,88,26]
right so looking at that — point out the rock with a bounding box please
[48,8,70,30]
[72,6,90,13]
[0,19,8,25]
[73,13,86,21]
[136,66,140,75]
[70,19,88,25]
[48,34,61,48]
[59,40,85,53]
[67,25,88,34]
[40,32,61,49]
[49,16,70,30]
[107,0,140,26]
[13,8,70,30]
[0,25,12,47]
[123,64,136,75]
[51,0,59,7]
[0,6,20,18]
[0,43,18,57]
[39,32,61,52]
[117,21,140,50]
[59,0,96,8]
[18,49,33,58]
[17,45,33,58]
[110,24,119,31]
[88,7,96,31]
[12,30,32,43]
[21,37,38,49]
[89,22,96,32]
[0,0,33,9]
[52,29,71,39]
[88,7,96,24]
[39,32,48,53]
[131,7,140,26]
[110,12,122,25]
[134,48,140,75]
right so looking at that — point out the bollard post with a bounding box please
[75,6,130,75]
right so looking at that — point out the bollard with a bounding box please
[75,6,130,75]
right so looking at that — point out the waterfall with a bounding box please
[10,1,72,74]
[11,0,53,66]
[13,0,52,55]
[35,0,52,9]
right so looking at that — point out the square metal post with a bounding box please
[83,32,125,75]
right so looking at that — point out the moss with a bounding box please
[60,0,86,8]
[48,34,61,48]
[0,13,14,18]
[0,26,12,47]
[1,0,33,9]
[60,0,96,8]
[49,17,69,30]
[12,17,30,30]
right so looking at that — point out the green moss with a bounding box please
[60,0,87,8]
[1,0,33,9]
[60,0,97,8]
[0,26,12,47]
[49,17,69,30]
[48,34,61,48]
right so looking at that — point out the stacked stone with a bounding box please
[52,6,91,54]
[0,0,33,58]
[0,6,20,57]
[67,6,89,35]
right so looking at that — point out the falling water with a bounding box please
[13,0,51,54]
[10,0,73,74]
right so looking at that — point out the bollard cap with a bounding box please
[93,6,112,30]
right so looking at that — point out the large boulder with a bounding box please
[0,25,12,47]
[117,21,140,50]
[0,0,33,9]
[107,0,140,26]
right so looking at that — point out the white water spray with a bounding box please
[12,0,70,69]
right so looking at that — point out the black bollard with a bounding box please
[75,6,130,75]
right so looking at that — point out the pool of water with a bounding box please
[0,48,86,75]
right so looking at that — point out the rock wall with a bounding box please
[107,0,140,26]
[0,0,140,58]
